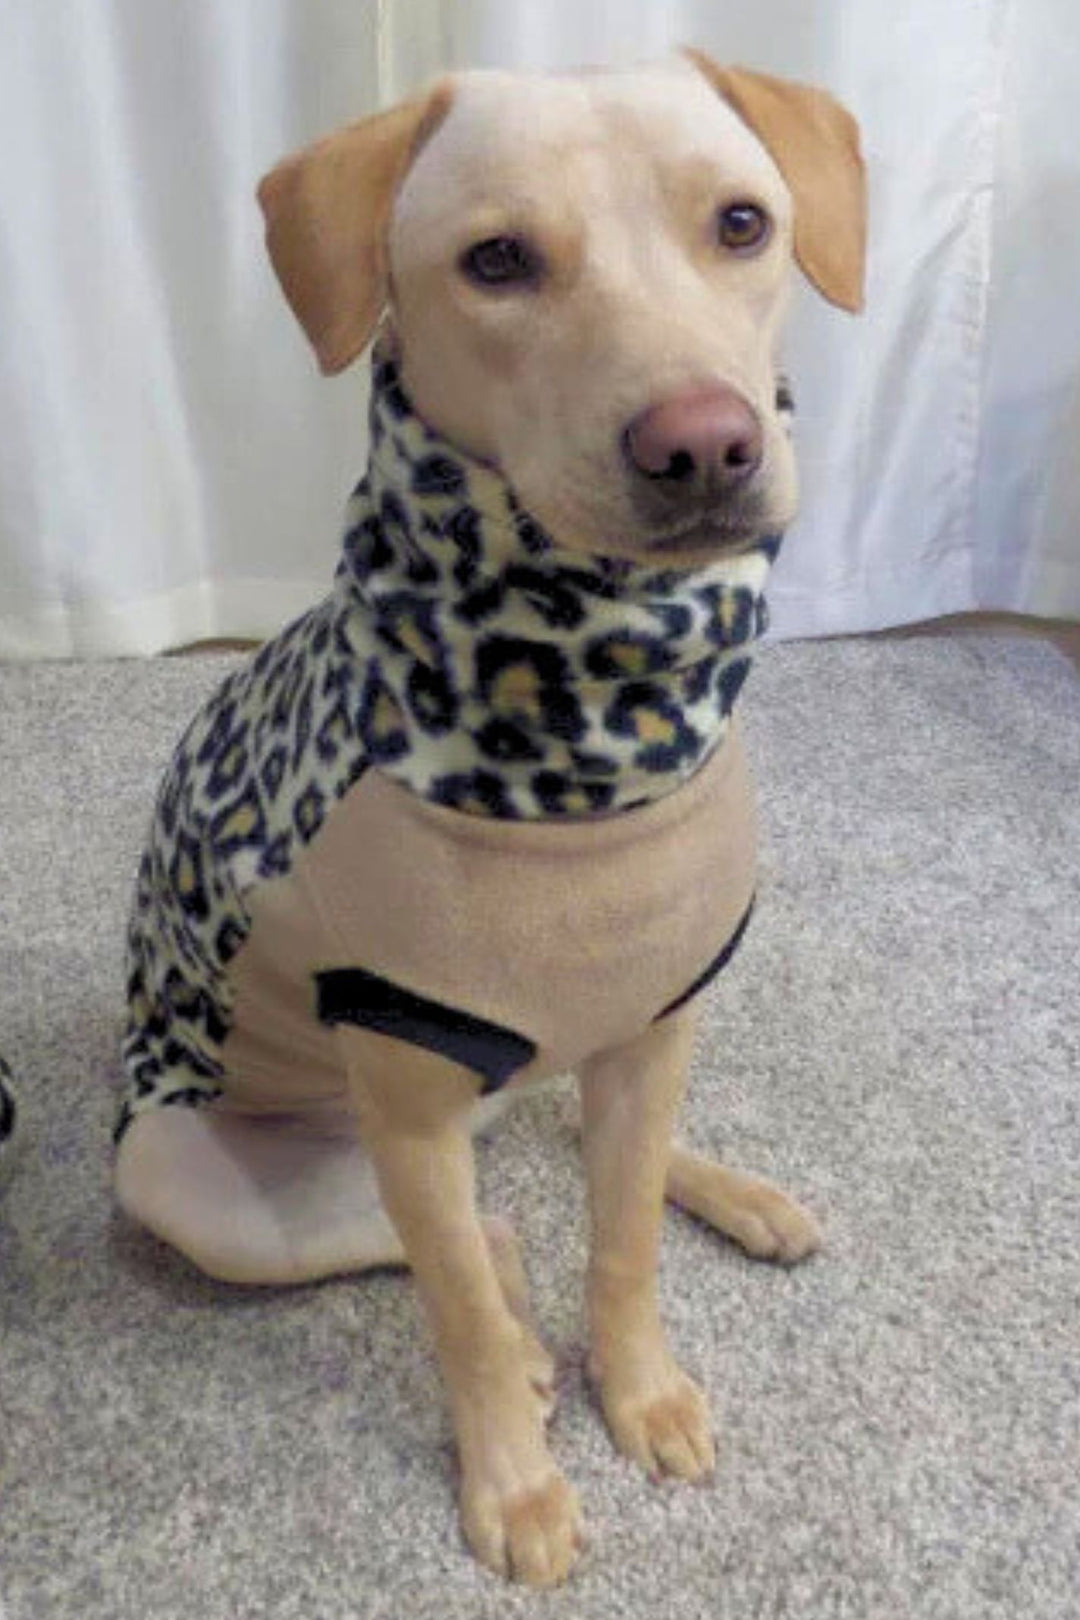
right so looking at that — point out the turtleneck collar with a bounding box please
[331,349,784,819]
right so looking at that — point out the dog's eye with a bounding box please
[717,203,771,255]
[460,235,542,288]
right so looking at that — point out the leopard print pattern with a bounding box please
[118,353,790,1139]
[347,355,784,817]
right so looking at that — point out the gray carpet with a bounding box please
[1,636,1078,1619]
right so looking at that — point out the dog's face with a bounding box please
[389,65,796,562]
[259,54,865,565]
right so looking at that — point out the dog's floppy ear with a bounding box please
[684,50,866,314]
[257,81,454,375]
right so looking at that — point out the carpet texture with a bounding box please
[0,637,1077,1619]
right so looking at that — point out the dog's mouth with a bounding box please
[632,477,775,562]
[645,514,761,560]
[567,511,768,572]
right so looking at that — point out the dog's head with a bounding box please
[258,52,865,565]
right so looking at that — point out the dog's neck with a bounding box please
[334,352,784,819]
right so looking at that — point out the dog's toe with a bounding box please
[463,1471,585,1587]
[603,1369,716,1484]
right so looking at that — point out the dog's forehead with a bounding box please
[399,60,785,217]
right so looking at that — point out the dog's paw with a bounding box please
[462,1468,585,1587]
[721,1178,822,1264]
[598,1360,716,1483]
[666,1152,822,1264]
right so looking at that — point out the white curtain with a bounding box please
[1,0,1078,657]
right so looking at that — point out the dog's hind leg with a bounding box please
[115,1107,407,1284]
[664,1145,822,1263]
[114,1102,551,1347]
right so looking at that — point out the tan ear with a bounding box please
[257,81,454,375]
[684,50,866,314]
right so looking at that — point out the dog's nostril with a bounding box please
[624,432,700,485]
[663,449,696,483]
[725,438,758,471]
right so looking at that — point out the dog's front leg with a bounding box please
[580,1005,716,1481]
[340,1028,583,1587]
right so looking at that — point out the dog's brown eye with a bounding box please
[460,235,542,288]
[717,203,771,254]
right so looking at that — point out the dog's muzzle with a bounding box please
[624,383,763,496]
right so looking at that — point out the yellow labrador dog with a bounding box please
[115,50,864,1586]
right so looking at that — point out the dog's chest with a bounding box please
[221,726,757,1104]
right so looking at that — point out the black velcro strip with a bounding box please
[654,898,755,1022]
[315,968,536,1094]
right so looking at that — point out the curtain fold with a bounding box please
[0,0,1077,657]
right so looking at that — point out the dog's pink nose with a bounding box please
[624,384,763,487]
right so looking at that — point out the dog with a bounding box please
[113,50,865,1586]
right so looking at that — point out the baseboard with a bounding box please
[881,612,1080,669]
